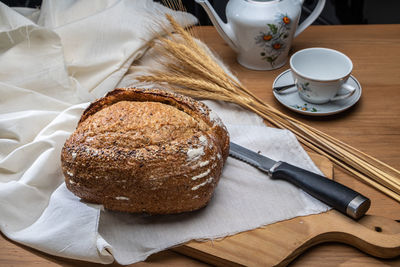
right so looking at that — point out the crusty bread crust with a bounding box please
[61,87,229,214]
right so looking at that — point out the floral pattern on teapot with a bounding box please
[255,13,291,67]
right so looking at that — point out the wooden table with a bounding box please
[1,25,400,266]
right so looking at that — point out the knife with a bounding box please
[229,142,371,219]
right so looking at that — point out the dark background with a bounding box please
[2,0,400,25]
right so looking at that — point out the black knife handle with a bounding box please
[271,162,370,219]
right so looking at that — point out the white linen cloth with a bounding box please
[0,0,329,264]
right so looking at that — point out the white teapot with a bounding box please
[195,0,326,70]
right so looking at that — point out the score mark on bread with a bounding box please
[61,88,229,214]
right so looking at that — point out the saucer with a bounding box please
[272,69,362,116]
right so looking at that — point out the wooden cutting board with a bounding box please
[173,153,400,266]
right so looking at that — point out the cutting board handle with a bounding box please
[278,210,400,266]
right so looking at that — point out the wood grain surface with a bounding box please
[1,25,400,266]
[191,25,400,266]
[192,24,400,219]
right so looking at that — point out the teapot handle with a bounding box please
[295,0,326,38]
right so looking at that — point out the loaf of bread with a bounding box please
[61,87,229,214]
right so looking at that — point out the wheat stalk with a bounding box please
[136,14,400,202]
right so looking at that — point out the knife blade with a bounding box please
[229,142,370,219]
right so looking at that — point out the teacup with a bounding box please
[290,48,356,104]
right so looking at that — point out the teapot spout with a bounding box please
[195,0,238,52]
